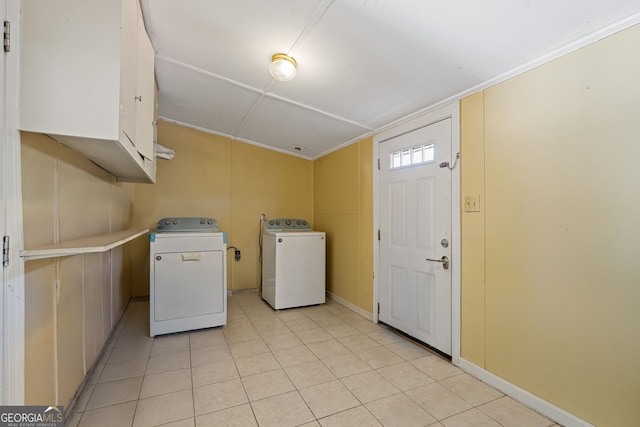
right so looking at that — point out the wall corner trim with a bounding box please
[455,358,595,427]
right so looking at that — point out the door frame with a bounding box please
[2,0,25,405]
[373,102,461,363]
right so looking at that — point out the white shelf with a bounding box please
[21,228,149,261]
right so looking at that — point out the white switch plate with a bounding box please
[464,195,480,212]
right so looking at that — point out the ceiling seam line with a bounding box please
[263,92,373,130]
[156,55,371,131]
[156,55,269,138]
[156,55,267,96]
[287,0,335,54]
[156,117,313,161]
[233,94,267,138]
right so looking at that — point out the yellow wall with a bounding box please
[21,22,640,426]
[460,24,640,426]
[460,92,486,367]
[21,133,134,407]
[131,120,313,295]
[314,139,374,313]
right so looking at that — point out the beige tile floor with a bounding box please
[66,292,560,427]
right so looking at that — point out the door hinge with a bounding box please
[377,302,380,314]
[4,21,10,53]
[377,229,380,241]
[377,158,380,170]
[3,236,9,268]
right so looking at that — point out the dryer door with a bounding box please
[153,250,224,321]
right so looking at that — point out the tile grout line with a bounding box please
[233,297,503,425]
[71,297,556,427]
[232,298,417,425]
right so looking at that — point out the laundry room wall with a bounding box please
[21,133,135,407]
[230,140,314,292]
[131,120,313,296]
[459,23,640,426]
[313,139,374,314]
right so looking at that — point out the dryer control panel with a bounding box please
[265,218,311,231]
[156,217,220,233]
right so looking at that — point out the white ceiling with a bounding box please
[140,0,640,159]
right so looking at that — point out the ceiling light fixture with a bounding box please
[269,53,297,82]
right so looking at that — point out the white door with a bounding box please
[379,118,452,355]
[1,0,9,402]
[2,0,25,404]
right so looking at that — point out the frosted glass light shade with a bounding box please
[269,54,297,82]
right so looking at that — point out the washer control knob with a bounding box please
[164,219,170,225]
[297,220,301,225]
[200,219,205,224]
[208,219,213,224]
[173,219,178,224]
[276,220,280,225]
[286,220,291,226]
[269,220,274,225]
[303,221,307,225]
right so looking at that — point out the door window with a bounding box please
[390,143,435,169]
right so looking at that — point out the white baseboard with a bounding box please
[324,292,592,427]
[456,358,594,427]
[326,291,373,321]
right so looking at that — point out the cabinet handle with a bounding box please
[135,95,142,102]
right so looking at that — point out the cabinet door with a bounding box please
[20,0,121,139]
[19,0,156,183]
[135,26,155,160]
[120,0,138,146]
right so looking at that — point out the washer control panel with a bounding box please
[265,218,311,231]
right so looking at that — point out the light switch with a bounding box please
[464,195,480,212]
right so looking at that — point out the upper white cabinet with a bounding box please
[134,26,156,161]
[19,0,156,183]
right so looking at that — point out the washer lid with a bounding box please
[265,218,311,231]
[155,217,220,233]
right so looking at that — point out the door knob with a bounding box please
[426,255,449,270]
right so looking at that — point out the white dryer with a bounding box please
[262,218,326,310]
[150,217,227,337]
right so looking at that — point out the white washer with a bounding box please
[262,218,326,310]
[150,217,227,337]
